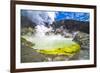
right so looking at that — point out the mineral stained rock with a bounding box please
[73,31,89,50]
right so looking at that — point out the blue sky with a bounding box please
[55,11,90,21]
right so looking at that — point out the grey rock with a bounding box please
[21,44,47,63]
[73,31,89,50]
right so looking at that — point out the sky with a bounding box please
[21,10,90,25]
[55,11,90,21]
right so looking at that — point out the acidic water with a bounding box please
[23,25,77,50]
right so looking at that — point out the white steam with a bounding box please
[35,25,52,37]
[25,11,56,25]
[47,12,56,24]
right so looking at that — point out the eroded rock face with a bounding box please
[52,20,89,34]
[21,44,49,62]
[72,31,90,60]
[73,31,89,50]
[21,37,48,62]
